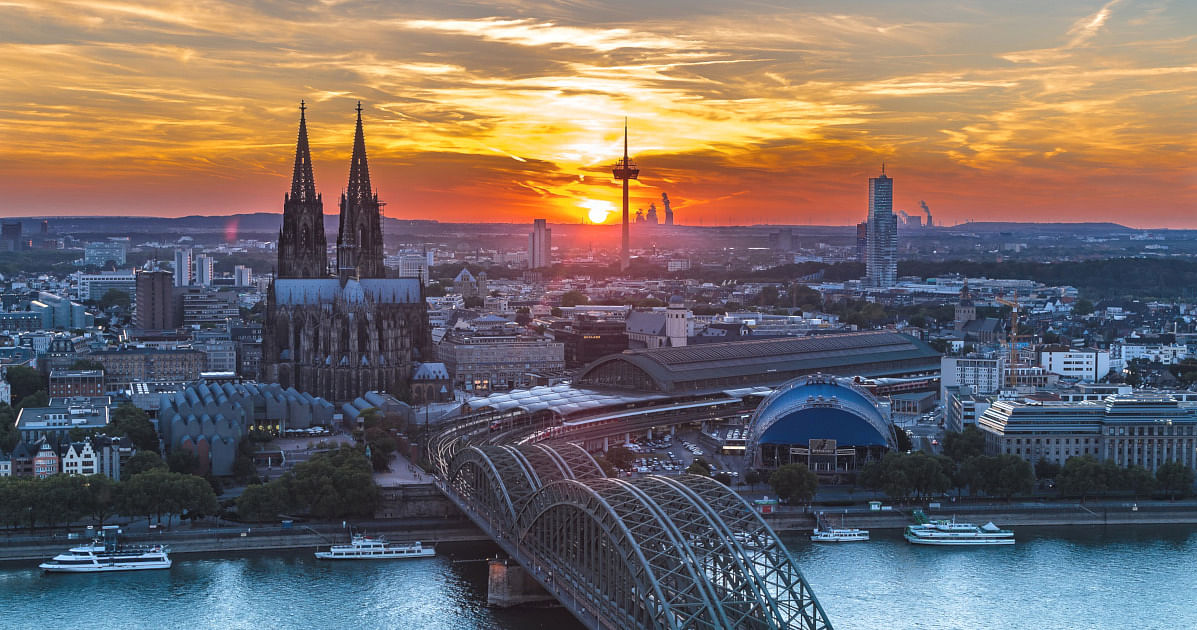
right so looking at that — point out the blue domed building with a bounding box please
[746,374,896,473]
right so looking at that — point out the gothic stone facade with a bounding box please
[262,102,429,403]
[263,279,428,402]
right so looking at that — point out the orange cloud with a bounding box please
[0,1,1193,227]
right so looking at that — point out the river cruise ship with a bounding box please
[810,513,869,542]
[40,526,172,572]
[315,534,435,560]
[904,514,1015,546]
[811,527,870,542]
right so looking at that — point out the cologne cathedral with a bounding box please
[261,102,429,403]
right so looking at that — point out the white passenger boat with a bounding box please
[40,526,172,572]
[811,512,869,542]
[811,527,870,542]
[315,534,435,560]
[904,516,1015,546]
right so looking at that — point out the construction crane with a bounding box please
[995,295,1031,388]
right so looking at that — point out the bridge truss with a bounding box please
[429,426,833,630]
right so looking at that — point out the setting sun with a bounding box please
[580,199,616,224]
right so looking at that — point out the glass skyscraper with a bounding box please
[866,169,897,287]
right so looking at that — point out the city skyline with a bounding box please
[1,1,1195,227]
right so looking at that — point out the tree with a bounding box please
[463,296,484,309]
[0,403,18,451]
[892,425,912,452]
[237,481,292,522]
[1123,464,1157,498]
[119,470,218,528]
[987,455,1035,499]
[286,446,378,519]
[686,459,711,476]
[83,475,120,526]
[604,445,635,470]
[1035,458,1061,480]
[942,426,987,462]
[98,288,131,311]
[769,464,819,504]
[167,449,200,475]
[860,452,952,499]
[6,365,45,406]
[514,307,532,326]
[560,290,589,307]
[1073,299,1094,317]
[16,390,48,411]
[1057,456,1109,503]
[125,451,167,476]
[104,403,159,453]
[1156,460,1196,500]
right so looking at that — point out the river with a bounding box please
[1,526,1193,629]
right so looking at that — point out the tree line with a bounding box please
[860,426,1195,502]
[0,470,218,531]
[236,446,378,522]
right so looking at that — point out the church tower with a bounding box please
[955,280,976,332]
[337,102,385,280]
[276,101,328,278]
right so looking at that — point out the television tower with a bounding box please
[612,120,639,271]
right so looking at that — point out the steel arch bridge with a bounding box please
[429,427,833,630]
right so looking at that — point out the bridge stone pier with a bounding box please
[430,424,834,630]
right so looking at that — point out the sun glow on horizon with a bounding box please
[580,198,616,224]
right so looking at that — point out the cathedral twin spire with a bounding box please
[277,101,385,281]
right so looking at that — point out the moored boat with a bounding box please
[904,515,1014,546]
[811,512,869,542]
[315,534,435,560]
[811,527,870,542]
[40,526,172,572]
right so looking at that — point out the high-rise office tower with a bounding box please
[528,218,552,269]
[865,167,897,288]
[193,255,215,287]
[134,269,177,330]
[173,248,193,287]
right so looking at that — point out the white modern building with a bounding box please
[1119,342,1188,365]
[77,271,136,301]
[1038,347,1111,382]
[940,356,1005,399]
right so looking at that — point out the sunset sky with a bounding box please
[0,0,1194,227]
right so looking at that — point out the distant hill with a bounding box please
[942,221,1134,234]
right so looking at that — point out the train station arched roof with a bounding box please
[574,331,940,393]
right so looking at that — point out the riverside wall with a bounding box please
[765,501,1197,532]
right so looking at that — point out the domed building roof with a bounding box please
[746,374,894,464]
